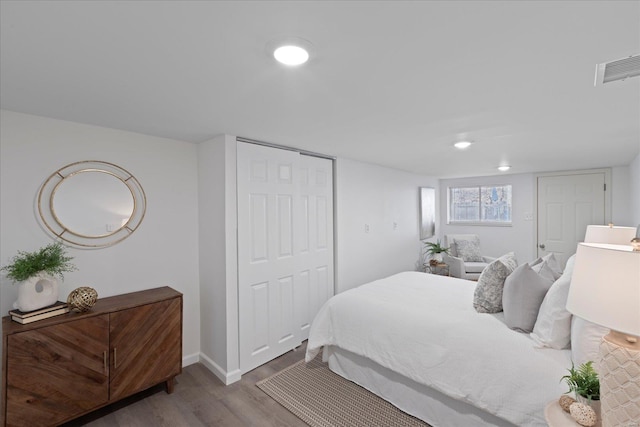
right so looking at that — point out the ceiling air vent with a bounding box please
[595,54,640,86]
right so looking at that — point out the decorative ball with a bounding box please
[559,395,576,412]
[569,402,597,427]
[67,287,98,312]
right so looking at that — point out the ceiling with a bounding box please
[1,1,639,178]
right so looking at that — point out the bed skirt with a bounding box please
[324,346,519,427]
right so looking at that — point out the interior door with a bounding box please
[537,172,606,266]
[296,154,334,340]
[237,142,302,373]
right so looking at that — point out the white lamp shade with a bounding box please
[584,225,637,244]
[567,243,640,336]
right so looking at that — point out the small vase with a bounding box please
[432,253,443,263]
[13,273,59,312]
[576,395,601,421]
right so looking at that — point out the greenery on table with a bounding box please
[561,361,600,401]
[423,240,450,256]
[1,242,77,282]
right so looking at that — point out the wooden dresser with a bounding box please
[1,287,182,427]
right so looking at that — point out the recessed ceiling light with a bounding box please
[273,45,309,66]
[498,165,511,172]
[454,141,472,149]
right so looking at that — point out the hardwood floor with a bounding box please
[62,343,309,427]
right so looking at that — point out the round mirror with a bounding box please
[52,170,135,238]
[38,161,146,248]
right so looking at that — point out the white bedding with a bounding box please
[306,271,572,426]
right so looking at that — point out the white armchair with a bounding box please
[442,234,496,280]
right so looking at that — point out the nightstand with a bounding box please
[544,401,601,427]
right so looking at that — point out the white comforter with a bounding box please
[306,271,571,426]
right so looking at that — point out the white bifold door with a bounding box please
[237,142,334,374]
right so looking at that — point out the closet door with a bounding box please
[237,142,302,373]
[296,155,334,340]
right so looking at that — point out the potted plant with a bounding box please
[424,239,449,264]
[561,361,600,417]
[1,242,76,312]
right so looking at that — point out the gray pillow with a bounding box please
[473,252,518,313]
[503,262,554,332]
[454,237,483,262]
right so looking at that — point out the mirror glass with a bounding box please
[52,170,134,237]
[420,187,435,240]
[38,161,146,248]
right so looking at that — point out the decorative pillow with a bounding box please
[528,257,543,267]
[541,253,563,280]
[530,254,576,349]
[473,252,518,313]
[571,316,609,374]
[454,237,483,262]
[503,262,554,332]
[531,260,558,283]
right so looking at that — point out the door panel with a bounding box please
[297,155,334,341]
[537,173,606,266]
[238,142,302,373]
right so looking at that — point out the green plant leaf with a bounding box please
[1,242,77,282]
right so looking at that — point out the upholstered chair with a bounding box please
[442,234,496,280]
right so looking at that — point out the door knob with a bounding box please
[539,244,546,249]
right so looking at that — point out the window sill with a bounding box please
[446,221,513,227]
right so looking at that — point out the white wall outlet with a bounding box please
[393,221,398,230]
[524,212,533,221]
[364,224,370,233]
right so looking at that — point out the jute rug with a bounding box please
[256,357,431,427]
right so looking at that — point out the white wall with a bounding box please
[630,153,640,227]
[439,173,536,264]
[197,135,240,385]
[0,110,201,365]
[611,165,632,226]
[335,158,439,293]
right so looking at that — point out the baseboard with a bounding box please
[182,352,199,367]
[199,352,242,385]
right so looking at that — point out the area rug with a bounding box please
[256,357,431,427]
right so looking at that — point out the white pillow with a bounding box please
[531,260,559,283]
[570,316,609,374]
[530,254,576,349]
[503,262,554,332]
[541,252,563,280]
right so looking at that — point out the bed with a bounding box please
[305,271,572,426]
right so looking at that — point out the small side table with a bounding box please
[544,401,601,427]
[424,262,449,276]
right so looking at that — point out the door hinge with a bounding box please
[604,183,606,191]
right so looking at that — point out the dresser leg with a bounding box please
[165,377,175,394]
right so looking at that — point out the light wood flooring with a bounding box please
[62,343,309,427]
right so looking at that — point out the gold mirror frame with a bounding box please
[38,161,146,248]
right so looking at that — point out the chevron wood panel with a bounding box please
[6,315,109,427]
[109,297,182,401]
[2,287,182,427]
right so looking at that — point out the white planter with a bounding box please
[13,273,59,312]
[432,253,443,262]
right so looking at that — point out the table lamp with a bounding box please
[583,224,637,245]
[566,242,640,427]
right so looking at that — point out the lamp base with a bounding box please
[599,331,640,427]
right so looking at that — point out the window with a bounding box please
[448,185,512,224]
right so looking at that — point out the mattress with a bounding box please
[306,271,571,426]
